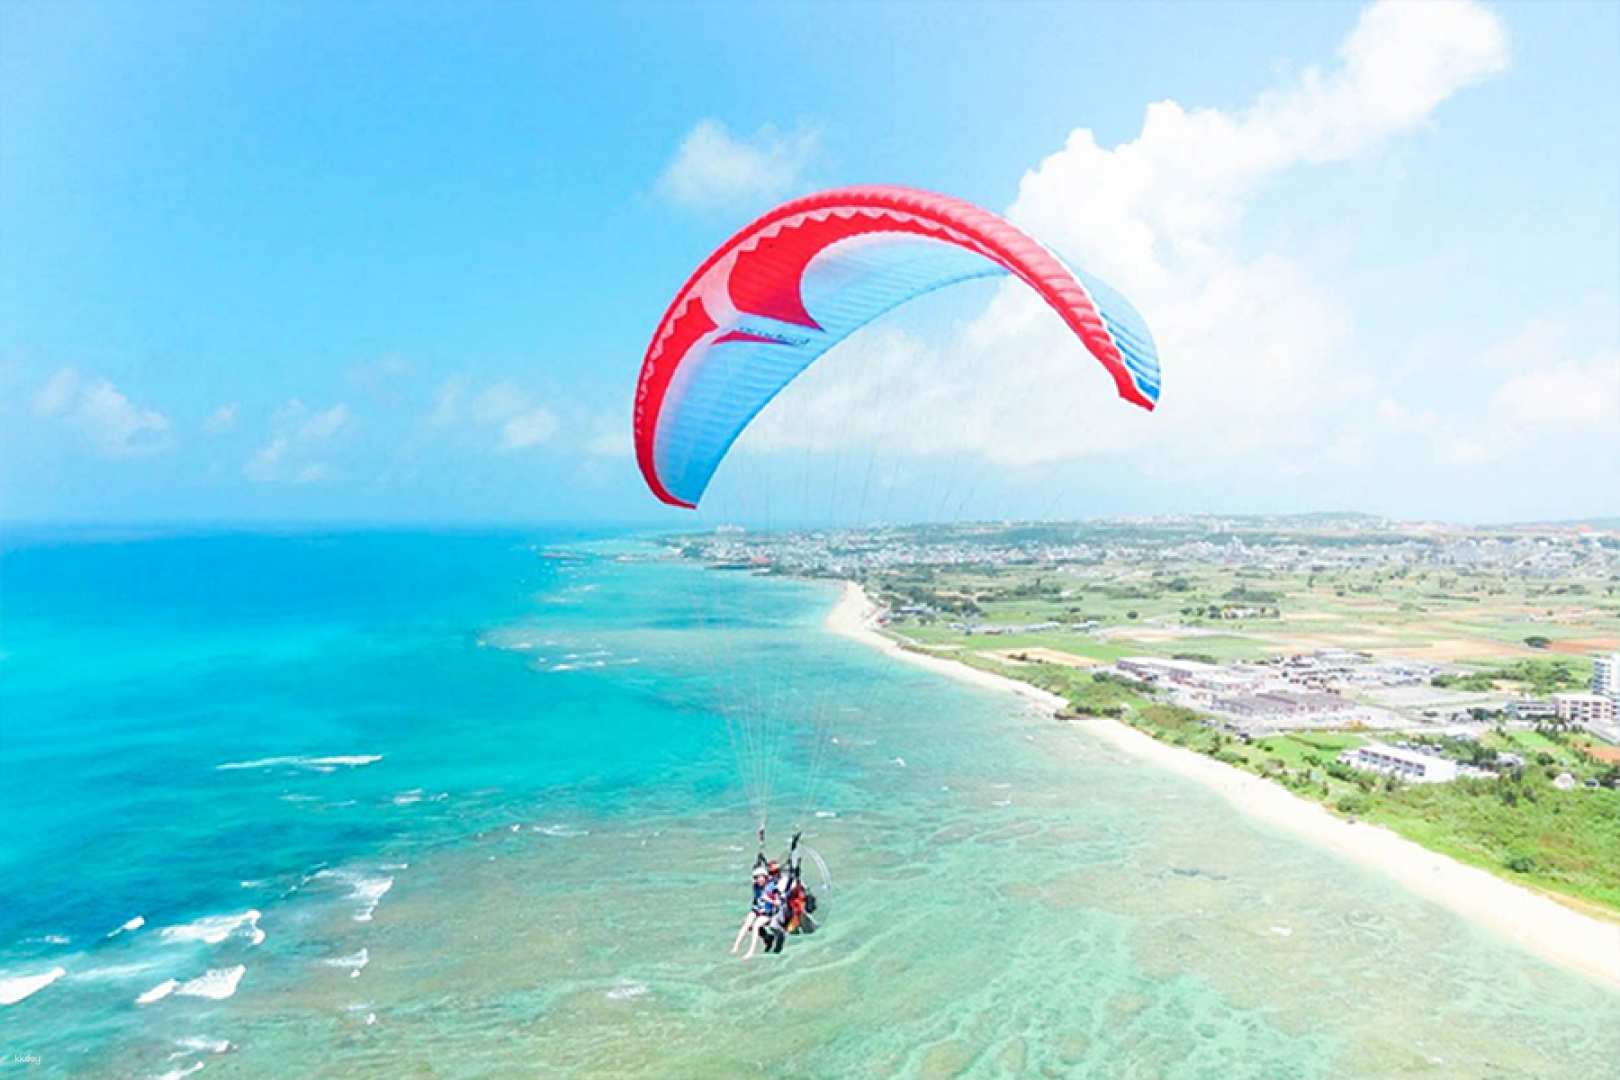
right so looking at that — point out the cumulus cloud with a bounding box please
[746,0,1511,480]
[656,120,819,211]
[244,400,350,483]
[1489,352,1619,432]
[1368,328,1616,468]
[30,366,174,457]
[584,416,631,460]
[32,368,81,418]
[498,407,558,451]
[347,354,414,402]
[427,376,557,453]
[202,404,238,435]
[427,376,466,429]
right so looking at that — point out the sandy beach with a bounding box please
[825,580,1620,994]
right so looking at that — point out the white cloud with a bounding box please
[1007,0,1505,288]
[428,377,466,429]
[297,402,350,441]
[499,408,558,451]
[656,120,819,211]
[1489,352,1619,432]
[584,415,630,460]
[32,367,80,417]
[245,399,349,483]
[1376,397,1494,467]
[427,376,557,454]
[1367,333,1616,468]
[744,0,1510,480]
[74,380,174,457]
[203,404,238,435]
[470,380,530,426]
[30,367,173,457]
[244,436,290,481]
[347,354,414,401]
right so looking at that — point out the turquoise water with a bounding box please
[1,530,1615,1078]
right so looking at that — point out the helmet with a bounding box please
[751,867,768,879]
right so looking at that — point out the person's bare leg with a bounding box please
[731,913,757,954]
[742,923,761,960]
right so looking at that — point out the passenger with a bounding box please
[742,878,782,960]
[732,867,779,959]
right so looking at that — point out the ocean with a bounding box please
[1,529,1615,1078]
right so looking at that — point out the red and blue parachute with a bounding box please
[633,185,1160,508]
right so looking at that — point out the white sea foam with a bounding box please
[893,757,907,768]
[40,934,71,945]
[136,979,179,1005]
[72,961,160,982]
[1270,925,1294,937]
[0,966,66,1006]
[311,870,394,922]
[108,914,146,937]
[154,1063,205,1080]
[814,810,838,819]
[344,1002,379,1024]
[532,823,588,837]
[392,789,424,806]
[170,1036,231,1057]
[322,948,369,976]
[606,979,649,1001]
[160,910,264,947]
[217,754,381,772]
[176,965,246,1000]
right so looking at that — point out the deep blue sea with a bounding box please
[2,529,1615,1078]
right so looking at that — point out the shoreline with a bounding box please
[824,580,1620,994]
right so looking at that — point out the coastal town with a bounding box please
[676,515,1620,914]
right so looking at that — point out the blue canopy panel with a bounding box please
[653,235,1004,507]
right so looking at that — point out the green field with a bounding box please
[872,558,1619,674]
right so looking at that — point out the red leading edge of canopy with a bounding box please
[632,184,1157,509]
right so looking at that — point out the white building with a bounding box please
[1553,693,1617,726]
[1506,699,1557,721]
[1592,653,1620,700]
[1338,743,1460,784]
[1117,657,1221,685]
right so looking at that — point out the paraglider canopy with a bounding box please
[632,184,1161,508]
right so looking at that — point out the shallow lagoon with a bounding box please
[1,531,1615,1078]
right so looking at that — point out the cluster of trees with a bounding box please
[1430,658,1583,694]
[986,576,1067,601]
[1222,585,1282,603]
[1180,604,1281,620]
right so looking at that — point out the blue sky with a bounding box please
[3,1,1616,525]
